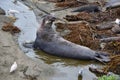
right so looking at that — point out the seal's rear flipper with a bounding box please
[95,57,110,64]
[95,51,111,63]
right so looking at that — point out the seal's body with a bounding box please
[30,15,110,62]
[34,28,97,60]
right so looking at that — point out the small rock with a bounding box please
[24,66,41,79]
[0,7,5,15]
[78,66,98,80]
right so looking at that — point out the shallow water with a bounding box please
[0,0,102,80]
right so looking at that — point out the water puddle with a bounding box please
[0,0,102,80]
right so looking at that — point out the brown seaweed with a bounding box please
[2,22,21,34]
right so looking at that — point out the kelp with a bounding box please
[48,0,87,8]
[2,22,21,34]
[104,54,120,74]
[64,12,93,21]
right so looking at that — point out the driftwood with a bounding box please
[100,37,120,42]
[106,2,120,9]
[111,24,120,34]
[103,0,120,10]
[96,22,114,30]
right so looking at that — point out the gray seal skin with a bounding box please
[72,5,101,13]
[104,0,120,10]
[33,15,110,62]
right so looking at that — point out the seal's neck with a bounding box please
[41,18,46,29]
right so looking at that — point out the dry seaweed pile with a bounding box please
[105,41,120,54]
[55,22,100,50]
[48,0,87,8]
[62,7,120,54]
[104,55,120,74]
[94,8,120,23]
[64,7,120,23]
[64,12,93,21]
[2,22,21,34]
[55,22,120,53]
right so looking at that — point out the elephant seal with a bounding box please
[72,5,101,13]
[24,15,110,62]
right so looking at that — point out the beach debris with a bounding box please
[100,37,120,42]
[2,22,21,34]
[10,61,17,73]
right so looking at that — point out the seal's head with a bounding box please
[37,15,57,34]
[43,15,56,24]
[40,14,56,31]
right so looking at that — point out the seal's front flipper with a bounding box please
[22,41,34,48]
[95,51,111,63]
